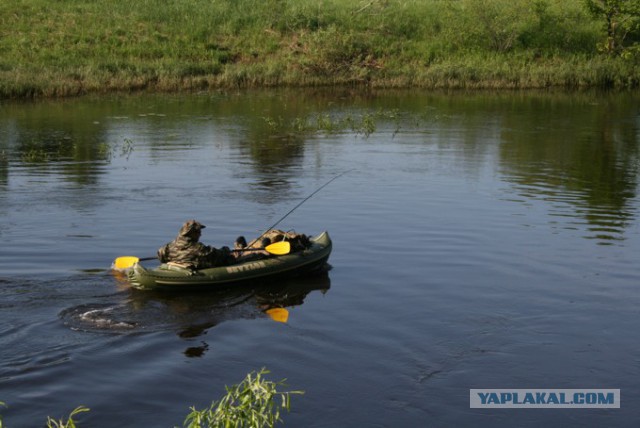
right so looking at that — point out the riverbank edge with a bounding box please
[2,55,639,100]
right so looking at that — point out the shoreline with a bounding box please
[3,57,639,100]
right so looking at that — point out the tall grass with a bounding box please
[1,0,638,98]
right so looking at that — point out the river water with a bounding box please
[0,89,639,427]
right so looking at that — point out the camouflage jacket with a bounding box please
[157,236,233,270]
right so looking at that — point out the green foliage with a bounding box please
[521,0,597,53]
[0,0,639,96]
[297,25,378,80]
[46,406,90,428]
[584,0,640,54]
[460,0,533,52]
[183,368,303,428]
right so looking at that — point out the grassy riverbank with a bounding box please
[1,0,639,98]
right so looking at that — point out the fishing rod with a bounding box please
[254,169,353,242]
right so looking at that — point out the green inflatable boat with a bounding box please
[127,231,332,291]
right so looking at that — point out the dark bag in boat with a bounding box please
[249,229,311,252]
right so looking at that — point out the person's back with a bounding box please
[158,220,233,269]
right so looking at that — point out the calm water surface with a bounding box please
[0,90,639,427]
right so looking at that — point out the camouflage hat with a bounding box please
[179,219,206,236]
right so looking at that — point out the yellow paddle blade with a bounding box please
[266,308,289,323]
[112,256,140,270]
[265,241,291,255]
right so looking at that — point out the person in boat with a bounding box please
[234,236,248,252]
[157,220,235,269]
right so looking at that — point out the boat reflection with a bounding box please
[131,273,330,331]
[61,272,330,357]
[133,273,330,357]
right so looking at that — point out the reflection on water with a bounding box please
[0,153,7,186]
[1,90,638,245]
[59,273,330,357]
[497,94,639,244]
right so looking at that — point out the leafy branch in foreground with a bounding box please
[183,368,304,428]
[46,406,90,428]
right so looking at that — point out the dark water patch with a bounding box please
[184,341,209,358]
[1,341,72,373]
[77,268,108,274]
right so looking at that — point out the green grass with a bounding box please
[46,407,90,428]
[1,0,639,98]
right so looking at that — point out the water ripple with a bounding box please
[501,172,636,245]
